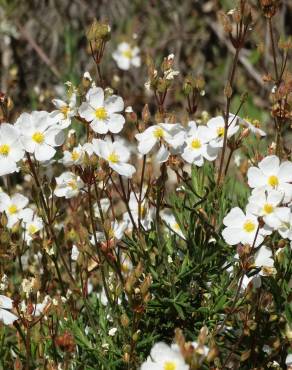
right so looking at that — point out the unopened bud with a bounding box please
[142,104,151,124]
[224,82,233,98]
[120,313,130,328]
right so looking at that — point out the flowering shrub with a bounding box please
[0,1,292,369]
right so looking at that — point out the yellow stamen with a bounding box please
[263,203,274,214]
[67,180,78,190]
[173,223,181,231]
[60,105,70,118]
[122,49,133,59]
[108,152,119,163]
[268,175,279,188]
[243,220,256,233]
[217,127,225,137]
[8,204,18,215]
[95,107,108,120]
[164,362,177,370]
[28,224,38,235]
[191,138,202,149]
[121,262,130,274]
[108,228,115,239]
[0,144,10,156]
[153,127,164,139]
[32,132,45,144]
[71,150,80,161]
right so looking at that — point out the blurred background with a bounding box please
[1,0,292,130]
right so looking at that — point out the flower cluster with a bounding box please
[222,155,292,284]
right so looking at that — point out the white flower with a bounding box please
[246,189,284,229]
[94,198,110,218]
[161,211,185,239]
[182,121,218,166]
[15,111,65,161]
[247,155,292,203]
[54,172,84,199]
[83,71,93,82]
[254,245,275,276]
[207,115,239,148]
[90,220,128,244]
[21,208,43,245]
[239,117,266,136]
[33,295,52,316]
[88,138,136,178]
[141,342,189,370]
[61,144,85,167]
[276,208,292,240]
[0,295,18,325]
[125,106,133,113]
[0,123,24,176]
[286,353,292,366]
[0,192,29,228]
[135,123,185,163]
[112,42,141,70]
[241,275,262,290]
[164,69,180,80]
[108,327,118,336]
[222,207,264,247]
[78,87,125,134]
[120,252,133,275]
[234,153,241,167]
[71,245,79,261]
[51,92,77,129]
[123,191,154,231]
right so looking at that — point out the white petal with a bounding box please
[45,128,65,147]
[78,102,95,121]
[0,295,13,309]
[223,207,245,226]
[278,161,292,183]
[11,193,28,209]
[258,155,279,176]
[107,113,125,133]
[35,143,56,161]
[110,163,136,178]
[0,158,18,176]
[113,142,130,162]
[0,309,18,325]
[222,227,243,245]
[247,167,266,188]
[87,87,104,108]
[90,119,109,134]
[156,145,169,163]
[104,95,124,114]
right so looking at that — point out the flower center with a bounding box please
[173,223,181,231]
[153,127,164,139]
[191,138,202,149]
[28,224,38,235]
[108,152,119,163]
[71,150,80,161]
[268,175,279,188]
[164,361,177,370]
[0,144,10,156]
[122,49,133,59]
[8,204,18,215]
[67,180,78,190]
[60,105,70,118]
[243,220,256,233]
[95,107,108,120]
[32,132,45,144]
[263,203,274,214]
[217,127,225,137]
[108,228,115,239]
[121,261,131,274]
